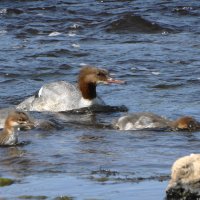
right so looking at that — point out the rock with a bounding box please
[166,154,200,199]
[0,177,14,187]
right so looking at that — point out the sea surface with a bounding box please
[1,0,200,199]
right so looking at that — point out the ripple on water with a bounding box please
[29,49,89,58]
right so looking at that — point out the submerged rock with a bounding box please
[0,177,14,187]
[18,195,48,199]
[54,196,74,200]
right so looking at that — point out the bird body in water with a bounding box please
[113,112,200,131]
[16,66,124,112]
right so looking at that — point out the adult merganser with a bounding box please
[16,66,124,112]
[113,112,200,131]
[166,154,200,198]
[0,111,34,146]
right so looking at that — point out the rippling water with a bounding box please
[1,0,200,199]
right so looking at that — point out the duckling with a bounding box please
[113,112,200,131]
[171,116,200,131]
[0,111,34,146]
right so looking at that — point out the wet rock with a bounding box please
[54,196,74,200]
[18,195,48,199]
[166,187,200,200]
[0,177,14,187]
[91,169,119,176]
[94,177,109,182]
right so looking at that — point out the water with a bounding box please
[1,0,200,199]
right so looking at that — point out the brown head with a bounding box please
[4,111,34,131]
[173,116,200,131]
[78,66,124,100]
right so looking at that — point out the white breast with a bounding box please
[4,133,18,145]
[79,97,105,108]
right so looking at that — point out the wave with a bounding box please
[106,13,173,34]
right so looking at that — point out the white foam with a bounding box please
[131,66,149,71]
[162,31,169,35]
[48,32,62,37]
[152,71,160,75]
[68,31,76,37]
[0,30,7,35]
[70,23,79,29]
[0,9,7,15]
[71,43,80,48]
[80,63,88,66]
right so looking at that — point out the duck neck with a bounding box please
[169,120,178,130]
[3,121,16,136]
[79,81,97,100]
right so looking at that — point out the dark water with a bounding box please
[1,0,200,199]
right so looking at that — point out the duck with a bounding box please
[0,107,63,131]
[166,154,200,198]
[0,111,34,146]
[113,112,200,131]
[16,66,124,112]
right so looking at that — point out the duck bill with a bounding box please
[107,77,125,84]
[196,122,200,130]
[27,121,35,129]
[21,121,35,130]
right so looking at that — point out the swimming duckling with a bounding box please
[0,111,34,146]
[113,112,200,131]
[171,116,200,131]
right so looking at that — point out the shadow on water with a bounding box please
[60,104,128,114]
[0,141,31,148]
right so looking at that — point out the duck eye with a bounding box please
[97,72,103,76]
[188,121,195,129]
[18,118,26,123]
[18,118,23,122]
